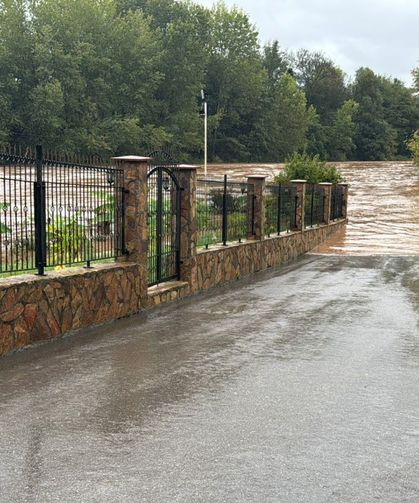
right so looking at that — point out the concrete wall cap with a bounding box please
[319,182,333,185]
[247,175,266,180]
[290,179,307,183]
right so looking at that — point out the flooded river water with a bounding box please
[203,161,419,256]
[316,161,419,255]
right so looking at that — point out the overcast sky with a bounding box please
[197,0,419,86]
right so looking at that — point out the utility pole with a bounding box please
[201,90,208,178]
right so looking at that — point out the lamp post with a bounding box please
[201,89,208,178]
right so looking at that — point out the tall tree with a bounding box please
[263,40,290,85]
[249,73,314,161]
[294,49,351,160]
[412,66,419,90]
[352,67,396,160]
[205,2,265,161]
[121,0,211,159]
[0,0,34,145]
[29,0,160,153]
[325,99,359,161]
[407,66,419,164]
[294,50,347,123]
[380,76,419,157]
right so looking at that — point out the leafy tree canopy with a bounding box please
[0,0,417,163]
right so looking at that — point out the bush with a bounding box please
[407,131,419,166]
[274,153,343,184]
[209,189,245,212]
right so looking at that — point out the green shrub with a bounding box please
[209,189,246,212]
[274,153,343,184]
[407,131,419,165]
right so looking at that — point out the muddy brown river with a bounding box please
[202,161,419,256]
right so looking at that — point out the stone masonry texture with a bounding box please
[0,263,141,357]
[0,149,348,358]
[0,220,345,357]
[194,220,346,292]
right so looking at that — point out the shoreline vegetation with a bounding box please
[0,0,418,165]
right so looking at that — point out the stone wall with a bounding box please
[194,220,346,292]
[0,263,141,356]
[0,153,348,358]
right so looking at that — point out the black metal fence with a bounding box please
[0,145,125,276]
[147,165,181,286]
[330,185,344,220]
[196,176,254,248]
[304,184,325,228]
[265,184,297,236]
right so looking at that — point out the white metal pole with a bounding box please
[204,100,208,178]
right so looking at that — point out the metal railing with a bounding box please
[330,185,344,220]
[196,176,254,248]
[304,184,325,228]
[0,145,125,276]
[147,165,181,286]
[265,184,297,236]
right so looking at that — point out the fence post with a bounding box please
[247,175,265,240]
[319,182,332,224]
[222,174,228,245]
[34,144,46,275]
[339,183,349,219]
[277,184,281,235]
[112,155,150,308]
[291,179,306,232]
[174,165,198,290]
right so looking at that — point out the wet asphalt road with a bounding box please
[0,254,418,502]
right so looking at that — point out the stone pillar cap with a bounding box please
[112,155,151,163]
[247,175,266,179]
[290,179,307,183]
[319,182,333,185]
[176,164,199,170]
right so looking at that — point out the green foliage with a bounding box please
[294,50,347,122]
[0,0,417,162]
[275,153,342,184]
[250,73,314,161]
[412,67,419,91]
[0,202,11,234]
[47,214,87,264]
[293,50,359,161]
[209,189,245,212]
[92,191,115,236]
[0,221,11,234]
[325,99,359,160]
[379,76,419,158]
[205,2,265,161]
[352,68,397,160]
[407,131,419,165]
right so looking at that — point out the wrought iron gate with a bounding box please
[147,163,181,286]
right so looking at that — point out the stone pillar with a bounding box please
[339,183,349,219]
[319,182,332,225]
[247,176,266,240]
[291,179,307,232]
[174,165,198,289]
[112,155,150,307]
